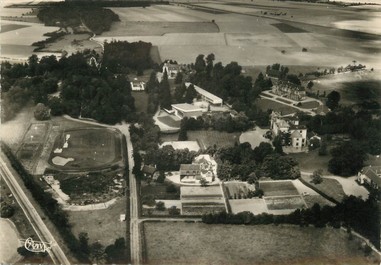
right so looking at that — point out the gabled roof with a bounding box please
[362,166,381,187]
[289,124,306,130]
[180,164,201,175]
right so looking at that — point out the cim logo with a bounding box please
[22,237,53,253]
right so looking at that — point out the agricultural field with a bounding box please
[143,222,377,265]
[67,197,127,246]
[94,1,381,69]
[48,127,123,171]
[311,70,381,106]
[259,181,299,197]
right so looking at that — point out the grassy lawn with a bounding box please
[276,97,293,104]
[299,101,320,109]
[161,130,240,149]
[68,197,127,246]
[272,23,308,33]
[188,130,240,149]
[288,149,331,173]
[132,91,149,113]
[157,116,181,128]
[301,175,346,202]
[303,195,335,208]
[255,98,299,115]
[143,222,377,265]
[260,181,299,196]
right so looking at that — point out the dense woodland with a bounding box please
[102,41,154,74]
[1,50,140,124]
[37,5,120,34]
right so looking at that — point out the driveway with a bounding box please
[239,127,270,149]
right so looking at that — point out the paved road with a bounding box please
[0,155,70,265]
[123,125,141,265]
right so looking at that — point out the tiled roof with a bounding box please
[362,166,381,186]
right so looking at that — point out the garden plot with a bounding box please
[229,198,268,214]
[265,196,306,211]
[224,182,254,199]
[260,181,300,197]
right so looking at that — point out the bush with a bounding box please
[0,204,15,218]
[34,103,50,120]
[155,201,165,211]
[302,48,308,52]
[166,184,177,193]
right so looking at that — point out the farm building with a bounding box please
[180,186,227,215]
[171,103,204,119]
[357,166,381,189]
[185,82,223,106]
[130,81,145,91]
[271,112,307,148]
[163,63,181,79]
[272,80,306,101]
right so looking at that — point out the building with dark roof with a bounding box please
[272,80,306,101]
[358,166,381,189]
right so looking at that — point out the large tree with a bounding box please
[326,91,341,110]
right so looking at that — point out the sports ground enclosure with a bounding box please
[48,127,124,172]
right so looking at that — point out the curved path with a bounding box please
[0,218,21,264]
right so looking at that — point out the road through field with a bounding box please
[0,154,70,265]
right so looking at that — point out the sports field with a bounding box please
[143,222,377,265]
[49,127,123,171]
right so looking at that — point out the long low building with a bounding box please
[171,103,204,119]
[185,82,223,106]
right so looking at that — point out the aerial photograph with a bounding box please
[0,0,380,264]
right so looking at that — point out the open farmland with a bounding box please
[48,127,123,171]
[143,222,377,265]
[95,2,381,69]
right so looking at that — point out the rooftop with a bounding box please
[172,103,203,112]
[362,166,381,186]
[185,82,223,104]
